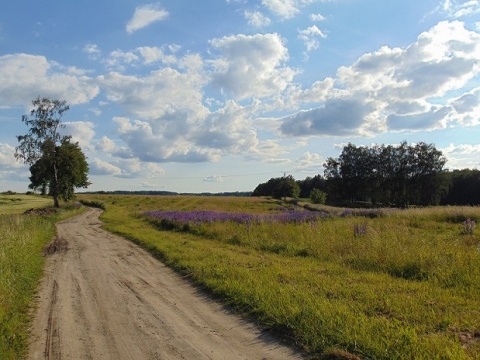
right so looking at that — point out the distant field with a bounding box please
[0,194,52,214]
[78,194,480,359]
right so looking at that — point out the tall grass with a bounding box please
[0,203,84,359]
[80,194,480,359]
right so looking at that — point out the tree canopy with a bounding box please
[323,142,447,207]
[252,175,301,200]
[15,97,91,207]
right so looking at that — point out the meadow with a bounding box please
[0,193,52,214]
[0,194,84,359]
[78,194,480,359]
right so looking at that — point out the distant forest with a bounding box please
[253,142,480,207]
[81,190,253,197]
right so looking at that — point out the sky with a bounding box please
[0,0,479,193]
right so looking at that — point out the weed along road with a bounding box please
[28,208,303,360]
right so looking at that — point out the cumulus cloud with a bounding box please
[99,55,207,120]
[63,121,95,149]
[298,25,327,53]
[110,99,259,164]
[451,88,480,114]
[137,46,177,65]
[310,13,326,21]
[244,10,271,27]
[295,151,323,172]
[387,106,451,131]
[281,98,373,136]
[442,143,480,169]
[280,20,480,137]
[95,136,117,153]
[83,43,101,60]
[261,0,318,19]
[440,0,480,18]
[0,54,99,108]
[209,33,298,99]
[90,158,122,176]
[126,3,169,34]
[90,157,166,178]
[0,143,22,169]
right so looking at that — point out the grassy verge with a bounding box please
[79,194,480,359]
[0,202,85,359]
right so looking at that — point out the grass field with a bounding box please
[0,195,84,360]
[78,194,480,359]
[0,194,52,214]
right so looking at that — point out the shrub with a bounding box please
[310,188,327,204]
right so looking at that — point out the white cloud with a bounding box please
[203,175,224,183]
[310,13,326,21]
[442,143,480,169]
[63,121,95,149]
[280,20,480,137]
[126,3,169,34]
[95,136,117,153]
[83,43,101,60]
[90,158,122,176]
[262,0,299,18]
[280,98,374,136]
[261,0,318,19]
[440,0,480,18]
[0,54,99,108]
[104,50,139,70]
[110,99,260,164]
[244,10,271,27]
[99,52,206,120]
[209,33,298,99]
[295,151,323,172]
[137,46,177,65]
[0,143,22,169]
[449,87,480,126]
[90,157,165,179]
[298,25,327,53]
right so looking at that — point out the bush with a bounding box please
[310,188,327,204]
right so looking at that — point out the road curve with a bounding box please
[28,208,303,360]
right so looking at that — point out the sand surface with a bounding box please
[28,208,303,360]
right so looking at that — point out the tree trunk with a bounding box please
[52,161,60,208]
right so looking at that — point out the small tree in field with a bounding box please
[310,188,327,204]
[15,97,91,207]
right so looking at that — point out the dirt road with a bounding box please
[28,208,303,360]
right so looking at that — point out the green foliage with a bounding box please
[323,142,447,207]
[272,176,300,200]
[80,194,480,359]
[310,188,327,204]
[253,175,302,199]
[441,169,480,205]
[15,97,91,207]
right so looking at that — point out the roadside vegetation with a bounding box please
[0,194,84,359]
[78,194,480,359]
[0,193,52,215]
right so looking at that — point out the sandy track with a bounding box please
[28,208,303,360]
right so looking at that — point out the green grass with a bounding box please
[0,200,84,360]
[0,194,52,214]
[79,194,480,359]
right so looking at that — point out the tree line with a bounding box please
[253,142,480,207]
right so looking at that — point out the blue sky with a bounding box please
[1,0,479,193]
